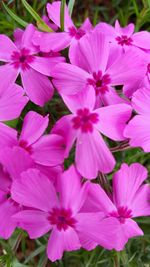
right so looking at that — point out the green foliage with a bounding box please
[21,0,53,32]
[2,2,28,27]
[68,0,76,16]
[60,0,66,31]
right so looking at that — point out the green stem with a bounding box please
[60,0,66,31]
[12,232,23,254]
[114,253,120,267]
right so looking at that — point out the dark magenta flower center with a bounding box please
[87,71,111,95]
[72,108,99,133]
[11,48,34,70]
[69,26,85,40]
[147,63,150,73]
[18,140,33,154]
[110,206,133,223]
[116,35,133,46]
[48,207,77,231]
[6,192,11,199]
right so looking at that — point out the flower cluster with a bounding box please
[0,1,150,262]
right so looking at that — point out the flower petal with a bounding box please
[80,18,93,32]
[32,134,65,166]
[33,31,71,53]
[95,104,132,141]
[115,20,134,36]
[29,56,64,76]
[0,64,19,90]
[0,200,19,239]
[61,86,96,113]
[76,130,115,179]
[113,219,143,251]
[124,115,150,152]
[58,165,89,213]
[19,111,49,146]
[51,115,77,158]
[12,210,51,238]
[0,83,28,121]
[113,163,148,208]
[107,49,147,86]
[133,31,150,49]
[21,24,39,54]
[131,184,150,217]
[21,68,54,106]
[132,87,150,115]
[0,122,17,150]
[52,63,89,95]
[78,30,110,73]
[95,22,116,38]
[13,28,24,48]
[82,182,116,213]
[0,147,34,180]
[76,212,120,250]
[96,86,128,107]
[0,34,18,62]
[47,228,81,262]
[46,1,74,31]
[11,168,58,211]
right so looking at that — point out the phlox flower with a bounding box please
[33,1,93,64]
[0,147,34,239]
[123,55,150,98]
[51,86,132,178]
[52,29,147,108]
[12,165,120,262]
[96,20,150,52]
[124,87,150,152]
[0,111,65,168]
[83,163,150,250]
[0,83,28,122]
[0,24,64,106]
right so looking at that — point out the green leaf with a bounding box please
[24,246,45,264]
[4,119,18,129]
[13,259,29,267]
[2,1,28,28]
[60,0,66,31]
[68,0,75,16]
[21,0,53,32]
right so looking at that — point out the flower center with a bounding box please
[69,26,85,40]
[48,208,77,231]
[116,35,133,46]
[6,192,11,199]
[87,71,111,95]
[11,48,34,70]
[110,206,133,223]
[72,108,99,133]
[18,140,33,154]
[147,63,150,73]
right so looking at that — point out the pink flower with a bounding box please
[42,15,58,31]
[33,1,93,64]
[123,53,150,97]
[52,30,146,107]
[83,163,150,250]
[0,111,65,167]
[52,86,132,178]
[96,20,150,51]
[0,83,28,122]
[0,147,34,238]
[0,24,64,106]
[124,87,150,152]
[123,55,150,98]
[12,165,119,261]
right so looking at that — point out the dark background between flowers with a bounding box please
[0,0,150,266]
